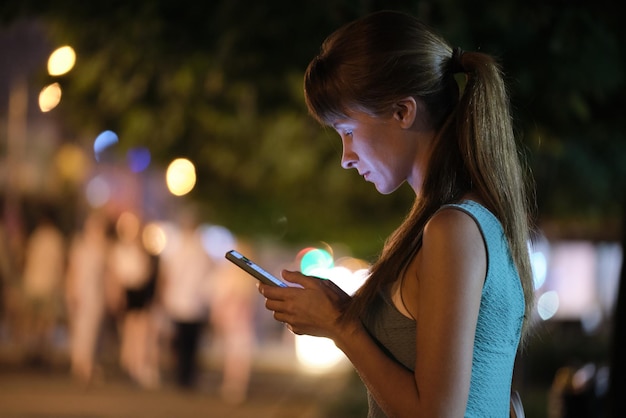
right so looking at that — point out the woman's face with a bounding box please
[332,106,429,195]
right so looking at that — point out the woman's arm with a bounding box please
[410,208,486,416]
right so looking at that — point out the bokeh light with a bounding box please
[166,158,196,196]
[55,144,87,184]
[93,130,119,162]
[530,249,548,290]
[142,222,167,255]
[537,290,559,321]
[38,82,62,112]
[295,335,347,373]
[85,175,111,208]
[47,45,76,76]
[199,224,235,259]
[127,147,151,173]
[528,236,550,290]
[298,247,334,275]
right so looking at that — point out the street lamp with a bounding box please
[47,45,75,76]
[38,45,76,112]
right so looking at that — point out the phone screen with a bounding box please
[225,250,289,287]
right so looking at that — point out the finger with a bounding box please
[259,283,289,300]
[273,310,291,325]
[281,270,319,287]
[281,269,307,283]
[264,298,286,313]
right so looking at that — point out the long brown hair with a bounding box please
[304,11,535,340]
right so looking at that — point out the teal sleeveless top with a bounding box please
[361,201,525,417]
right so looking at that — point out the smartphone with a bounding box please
[225,250,289,287]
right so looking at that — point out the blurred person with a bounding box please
[0,195,26,342]
[21,206,66,365]
[65,210,111,384]
[0,206,17,339]
[549,363,607,418]
[210,241,257,404]
[108,211,160,388]
[0,218,25,352]
[159,209,213,389]
[548,366,574,418]
[258,11,534,418]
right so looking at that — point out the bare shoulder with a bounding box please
[419,205,486,285]
[423,206,482,246]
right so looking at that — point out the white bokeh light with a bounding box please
[537,290,559,320]
[85,176,111,208]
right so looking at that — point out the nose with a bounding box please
[340,139,357,169]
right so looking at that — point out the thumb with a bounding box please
[281,270,311,288]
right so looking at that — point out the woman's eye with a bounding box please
[345,130,353,136]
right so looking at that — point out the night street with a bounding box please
[0,341,363,418]
[0,362,358,418]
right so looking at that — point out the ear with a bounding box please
[392,97,418,129]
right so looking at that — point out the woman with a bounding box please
[259,10,534,417]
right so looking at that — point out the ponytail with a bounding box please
[455,51,535,341]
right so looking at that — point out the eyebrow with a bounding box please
[332,119,351,129]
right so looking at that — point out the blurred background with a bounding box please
[0,1,624,417]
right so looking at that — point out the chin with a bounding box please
[371,177,404,195]
[374,184,397,195]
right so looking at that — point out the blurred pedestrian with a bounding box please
[0,203,20,344]
[108,211,160,388]
[159,208,213,389]
[0,195,26,341]
[210,240,257,404]
[65,210,111,384]
[21,206,66,365]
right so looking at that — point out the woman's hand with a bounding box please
[258,270,352,339]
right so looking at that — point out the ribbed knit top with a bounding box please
[361,200,525,417]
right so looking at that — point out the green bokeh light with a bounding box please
[300,248,334,276]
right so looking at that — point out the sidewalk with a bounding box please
[0,341,366,418]
[0,369,350,418]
